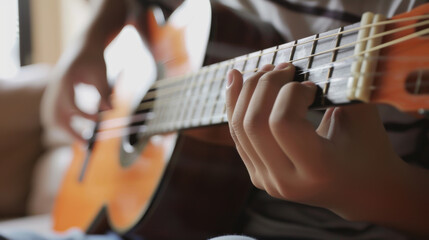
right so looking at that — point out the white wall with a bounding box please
[30,0,92,64]
[0,0,20,78]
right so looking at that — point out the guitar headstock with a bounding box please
[371,3,429,114]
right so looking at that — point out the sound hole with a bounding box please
[128,111,147,146]
[405,69,429,95]
[127,87,156,146]
[120,92,155,168]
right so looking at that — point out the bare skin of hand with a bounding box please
[42,0,128,142]
[225,63,429,235]
[50,39,111,142]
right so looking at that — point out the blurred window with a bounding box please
[0,0,20,79]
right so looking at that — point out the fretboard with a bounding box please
[141,22,363,136]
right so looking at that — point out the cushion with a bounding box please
[0,64,50,218]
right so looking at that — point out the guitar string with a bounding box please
[146,19,429,100]
[142,22,429,104]
[97,67,429,132]
[140,55,429,104]
[145,71,429,127]
[152,15,429,89]
[98,26,429,131]
[155,14,429,85]
[92,18,429,136]
[140,19,429,110]
[95,73,429,141]
[139,34,429,110]
[136,62,428,124]
[100,48,429,133]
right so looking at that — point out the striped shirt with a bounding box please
[217,0,429,239]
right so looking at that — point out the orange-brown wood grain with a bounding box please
[371,4,429,112]
[53,132,176,232]
[52,4,198,233]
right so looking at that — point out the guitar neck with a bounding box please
[142,22,364,135]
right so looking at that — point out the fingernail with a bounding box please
[259,64,274,72]
[274,62,290,70]
[226,70,234,88]
[100,100,112,111]
[302,81,317,90]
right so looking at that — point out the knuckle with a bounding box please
[258,71,286,86]
[271,176,295,200]
[264,185,282,199]
[261,70,280,80]
[230,116,244,133]
[258,71,275,83]
[276,181,302,201]
[243,112,267,135]
[277,186,297,200]
[281,81,315,104]
[282,81,303,96]
[243,72,262,87]
[228,127,240,146]
[249,175,264,190]
[248,171,264,190]
[269,112,287,133]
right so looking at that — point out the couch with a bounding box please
[0,64,73,236]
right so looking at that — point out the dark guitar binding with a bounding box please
[84,1,284,239]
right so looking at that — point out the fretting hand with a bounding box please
[225,63,412,222]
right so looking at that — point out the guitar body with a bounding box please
[53,0,283,239]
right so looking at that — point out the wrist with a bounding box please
[329,155,403,219]
[335,159,429,236]
[82,30,108,54]
[81,0,128,51]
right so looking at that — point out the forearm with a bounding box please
[342,160,429,237]
[384,164,429,237]
[84,0,130,50]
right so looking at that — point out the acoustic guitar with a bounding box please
[53,1,429,239]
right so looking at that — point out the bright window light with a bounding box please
[0,0,20,79]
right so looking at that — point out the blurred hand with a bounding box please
[45,39,112,142]
[225,63,407,221]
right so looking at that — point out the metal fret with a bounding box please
[293,36,315,79]
[242,51,261,80]
[222,55,248,122]
[234,54,248,73]
[166,74,192,130]
[190,64,219,127]
[201,61,229,125]
[154,76,189,132]
[305,34,318,81]
[173,74,197,129]
[212,59,234,124]
[273,41,295,66]
[149,91,166,134]
[328,23,359,105]
[163,78,186,131]
[325,27,343,100]
[158,79,178,132]
[159,96,175,132]
[182,69,208,128]
[143,22,370,134]
[289,40,297,61]
[305,26,347,108]
[140,85,157,135]
[260,46,277,67]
